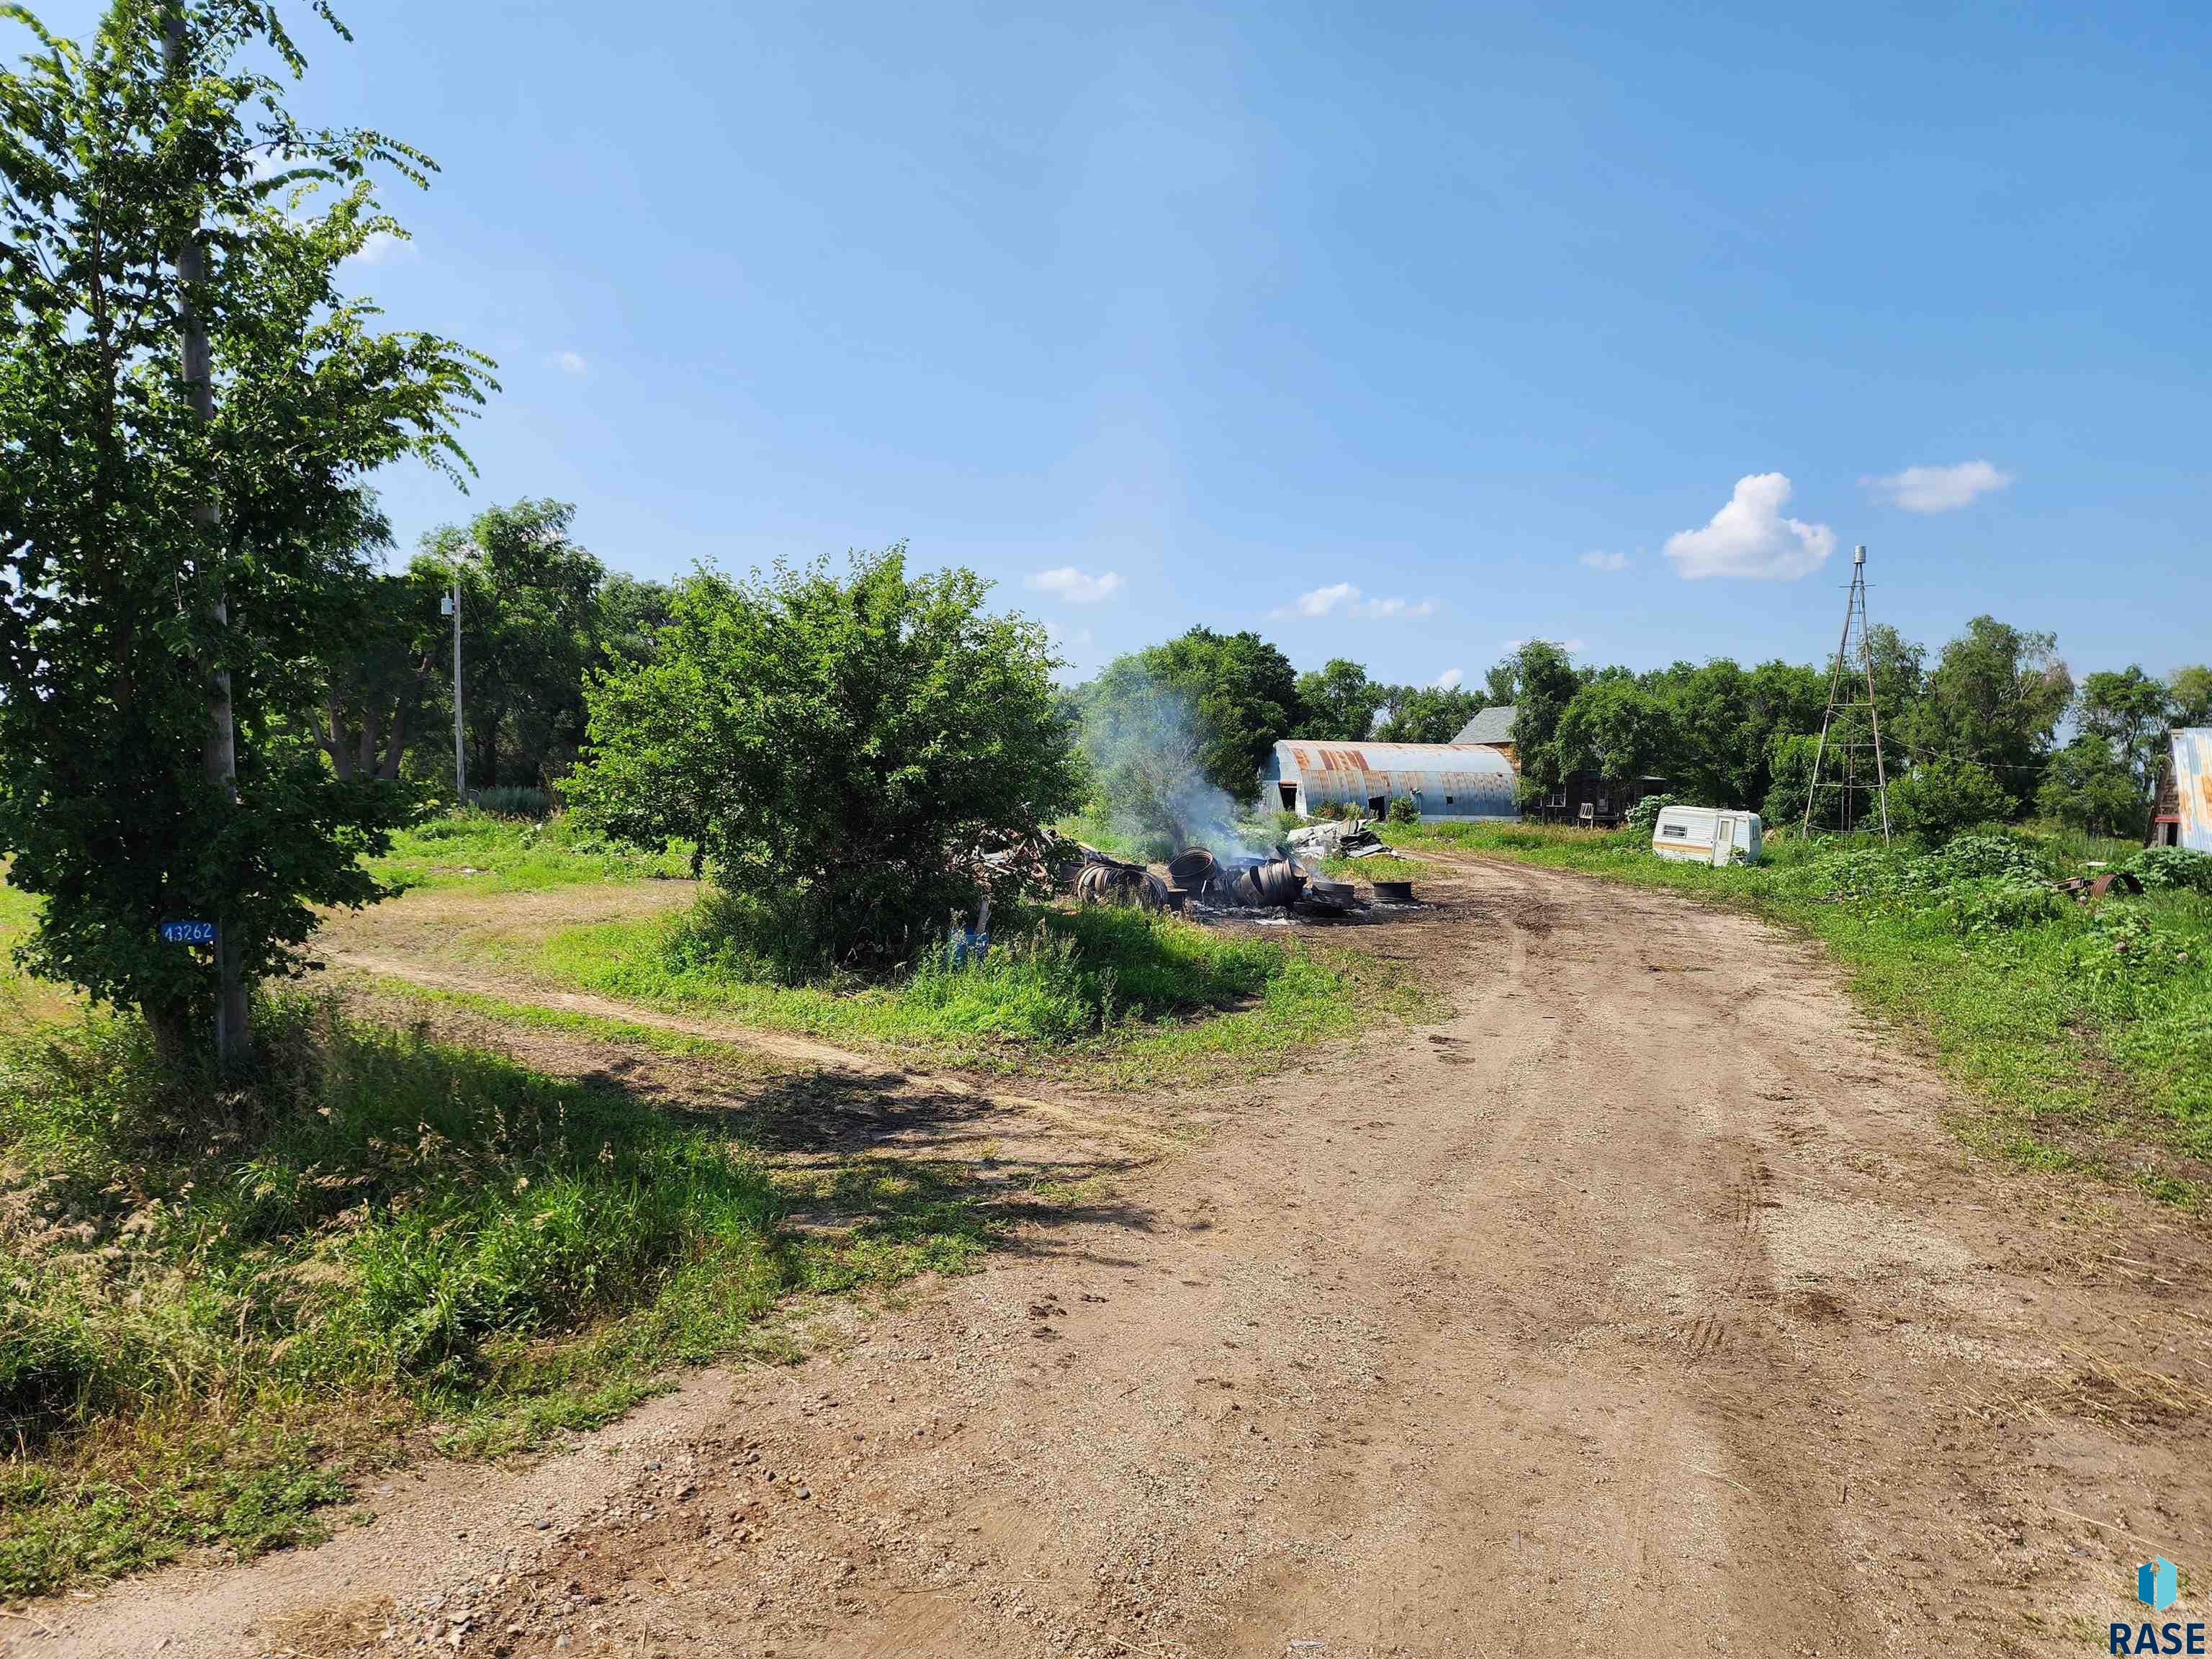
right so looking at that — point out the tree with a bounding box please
[0,1,490,1062]
[1888,756,2017,843]
[1295,657,1383,742]
[2076,665,2173,804]
[1088,628,1300,802]
[1503,642,1583,803]
[2170,665,2212,729]
[1899,616,2071,804]
[1554,679,1678,794]
[417,499,604,790]
[597,571,673,672]
[565,547,1080,972]
[1372,683,1481,744]
[320,554,445,783]
[2035,734,2146,840]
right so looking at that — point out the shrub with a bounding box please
[1919,874,2064,935]
[2128,846,2212,895]
[1888,757,2016,843]
[567,549,1082,975]
[468,786,552,819]
[1921,833,2040,883]
[1387,795,1419,826]
[1624,794,1681,837]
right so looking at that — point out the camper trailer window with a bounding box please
[1661,824,1688,839]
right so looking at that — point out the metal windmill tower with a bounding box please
[1802,544,1892,842]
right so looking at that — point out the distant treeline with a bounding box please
[1058,624,2211,842]
[343,514,2207,844]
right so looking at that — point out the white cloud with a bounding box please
[554,350,589,376]
[1291,582,1358,618]
[1579,549,1629,572]
[1359,595,1435,619]
[1863,459,2013,513]
[1025,567,1124,605]
[344,229,405,266]
[1663,473,1836,581]
[1277,583,1433,621]
[1434,668,1464,690]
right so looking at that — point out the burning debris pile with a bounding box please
[1058,835,1418,921]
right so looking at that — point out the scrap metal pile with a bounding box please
[1061,824,1417,919]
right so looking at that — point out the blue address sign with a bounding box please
[159,920,217,945]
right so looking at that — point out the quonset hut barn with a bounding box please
[1264,741,1519,822]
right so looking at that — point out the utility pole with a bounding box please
[163,9,249,1064]
[1802,544,1892,844]
[444,579,466,801]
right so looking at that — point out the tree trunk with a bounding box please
[324,697,354,780]
[356,706,379,778]
[164,9,249,1066]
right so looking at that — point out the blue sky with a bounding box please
[27,1,2212,686]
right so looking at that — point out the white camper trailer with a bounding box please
[1650,805,1762,867]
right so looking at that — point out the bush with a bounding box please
[1920,832,2040,883]
[1387,795,1419,826]
[467,786,552,819]
[1888,757,2016,842]
[1919,874,2064,935]
[2128,846,2212,895]
[567,548,1083,976]
[1624,794,1681,837]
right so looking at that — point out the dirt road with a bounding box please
[19,855,2211,1657]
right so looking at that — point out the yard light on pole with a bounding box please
[442,582,464,803]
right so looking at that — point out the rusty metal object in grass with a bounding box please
[2054,869,2145,904]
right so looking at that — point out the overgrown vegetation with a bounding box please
[1406,822,2212,1200]
[370,809,691,894]
[533,897,1422,1082]
[0,997,988,1596]
[567,548,1082,973]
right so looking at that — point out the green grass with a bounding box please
[532,896,1426,1082]
[370,810,693,894]
[1400,821,2212,1201]
[0,997,989,1596]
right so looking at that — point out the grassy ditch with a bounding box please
[534,897,1427,1086]
[1398,822,2212,1202]
[0,998,989,1597]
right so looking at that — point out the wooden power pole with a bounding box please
[163,9,249,1063]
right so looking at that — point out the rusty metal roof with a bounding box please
[1279,740,1516,775]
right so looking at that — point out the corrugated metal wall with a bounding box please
[2173,729,2212,853]
[1264,741,1519,821]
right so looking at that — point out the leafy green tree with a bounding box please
[2035,733,2146,839]
[1295,657,1384,742]
[1899,616,2070,802]
[1503,641,1583,803]
[1087,627,1300,801]
[1555,679,1677,794]
[1889,756,2017,842]
[0,1,490,1061]
[597,572,673,672]
[416,499,603,789]
[320,552,447,783]
[2077,665,2174,801]
[1372,683,1482,744]
[566,547,1079,972]
[2170,665,2212,729]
